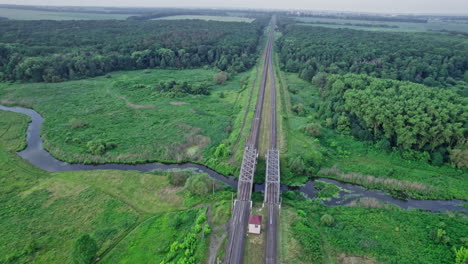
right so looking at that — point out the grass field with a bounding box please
[280,197,468,264]
[154,15,254,23]
[0,109,233,263]
[0,8,134,20]
[275,63,468,199]
[293,16,468,33]
[101,207,210,263]
[0,68,256,174]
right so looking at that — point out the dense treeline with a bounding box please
[299,21,399,29]
[287,13,428,23]
[277,26,468,92]
[127,10,229,21]
[0,19,264,82]
[315,73,467,166]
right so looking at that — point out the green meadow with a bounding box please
[0,109,233,263]
[0,68,258,175]
[280,196,468,264]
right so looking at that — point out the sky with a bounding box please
[3,0,468,15]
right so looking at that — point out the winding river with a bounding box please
[1,104,467,212]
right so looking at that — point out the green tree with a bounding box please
[184,173,212,195]
[304,123,322,137]
[71,234,98,264]
[312,72,328,90]
[288,155,306,175]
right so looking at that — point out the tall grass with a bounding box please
[318,166,435,198]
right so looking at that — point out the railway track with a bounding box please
[224,17,276,264]
[263,15,281,264]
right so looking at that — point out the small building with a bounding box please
[248,215,262,234]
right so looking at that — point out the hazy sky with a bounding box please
[3,0,468,15]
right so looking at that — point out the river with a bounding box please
[1,104,466,211]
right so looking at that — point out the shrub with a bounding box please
[320,214,334,227]
[455,246,468,264]
[71,234,97,264]
[297,209,307,217]
[86,140,116,155]
[214,144,227,158]
[376,139,391,152]
[292,104,305,116]
[430,149,445,167]
[204,225,211,235]
[401,149,430,162]
[433,228,450,245]
[288,155,306,175]
[450,142,468,169]
[184,173,212,196]
[70,119,89,129]
[196,213,207,225]
[168,171,191,186]
[214,71,228,84]
[304,123,322,137]
[86,141,106,155]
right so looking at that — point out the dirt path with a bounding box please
[117,96,155,109]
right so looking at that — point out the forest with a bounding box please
[277,25,468,94]
[0,19,264,82]
[313,73,467,167]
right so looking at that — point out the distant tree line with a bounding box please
[127,10,229,21]
[0,19,265,83]
[288,13,428,23]
[277,25,468,94]
[315,73,467,166]
[299,21,399,29]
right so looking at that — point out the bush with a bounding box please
[455,246,468,264]
[214,144,227,158]
[70,119,89,129]
[168,171,191,186]
[297,209,307,217]
[86,141,106,155]
[401,149,430,162]
[433,228,450,245]
[304,123,322,138]
[184,173,212,196]
[86,140,116,155]
[376,139,391,152]
[71,234,97,264]
[320,214,334,227]
[288,155,306,175]
[430,148,445,167]
[292,104,305,116]
[204,225,211,235]
[450,142,468,169]
[214,71,228,84]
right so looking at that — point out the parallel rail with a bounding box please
[264,16,280,264]
[225,17,276,264]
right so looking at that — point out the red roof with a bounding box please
[249,215,262,225]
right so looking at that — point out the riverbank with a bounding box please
[1,105,467,212]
